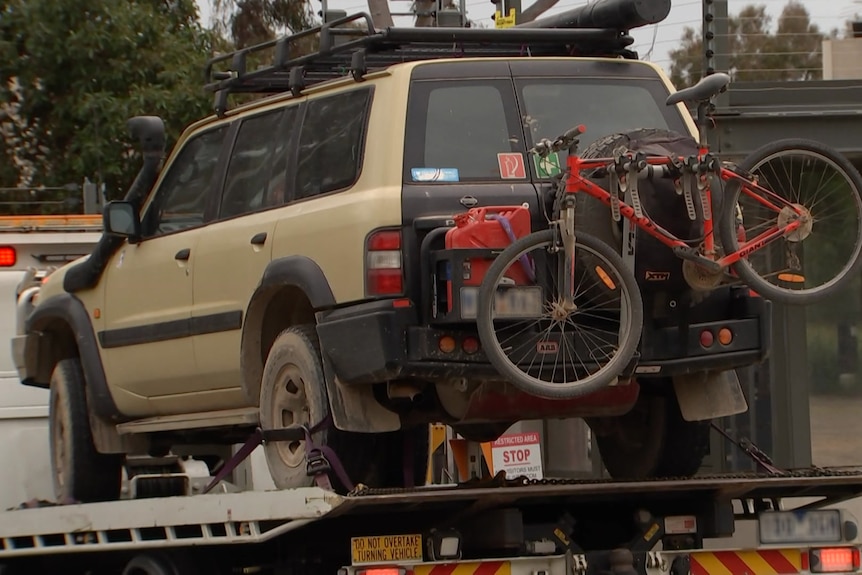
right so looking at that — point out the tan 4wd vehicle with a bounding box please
[13,3,771,502]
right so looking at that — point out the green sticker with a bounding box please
[533,151,562,178]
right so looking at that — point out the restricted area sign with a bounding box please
[490,431,544,480]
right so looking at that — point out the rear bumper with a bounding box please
[315,288,771,386]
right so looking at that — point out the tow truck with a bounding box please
[1,459,862,575]
[2,2,861,575]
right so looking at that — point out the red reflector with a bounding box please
[810,548,861,573]
[368,269,403,295]
[368,230,401,251]
[462,336,480,354]
[392,298,411,308]
[699,330,714,348]
[0,246,16,267]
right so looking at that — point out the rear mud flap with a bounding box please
[672,369,748,422]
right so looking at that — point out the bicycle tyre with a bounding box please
[476,229,644,400]
[719,138,862,304]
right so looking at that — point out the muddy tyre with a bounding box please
[49,358,124,503]
[259,325,427,492]
[587,383,710,479]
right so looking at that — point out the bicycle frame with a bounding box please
[562,150,808,271]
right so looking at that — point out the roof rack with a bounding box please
[203,11,639,116]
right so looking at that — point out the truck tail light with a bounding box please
[0,246,16,267]
[805,548,861,573]
[357,569,406,575]
[367,229,403,296]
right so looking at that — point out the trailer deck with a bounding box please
[3,470,862,560]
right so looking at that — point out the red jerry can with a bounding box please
[444,205,532,313]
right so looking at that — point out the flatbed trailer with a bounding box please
[3,470,862,575]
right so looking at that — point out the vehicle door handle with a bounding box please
[175,248,191,261]
[250,232,267,246]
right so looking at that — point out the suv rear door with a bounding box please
[401,61,542,320]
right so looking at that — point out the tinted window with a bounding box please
[295,88,371,199]
[403,80,523,182]
[221,107,298,218]
[143,126,228,237]
[517,80,677,152]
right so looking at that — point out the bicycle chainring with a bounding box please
[682,259,724,291]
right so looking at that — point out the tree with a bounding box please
[669,1,827,88]
[0,0,217,204]
[209,0,315,48]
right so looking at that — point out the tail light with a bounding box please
[366,229,403,296]
[0,246,16,267]
[803,548,861,573]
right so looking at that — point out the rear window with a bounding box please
[404,79,524,183]
[516,78,687,154]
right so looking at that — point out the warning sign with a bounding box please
[490,432,543,480]
[497,152,526,179]
[533,151,562,178]
[351,534,423,565]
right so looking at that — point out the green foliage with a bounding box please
[210,0,316,48]
[0,0,217,203]
[669,1,829,88]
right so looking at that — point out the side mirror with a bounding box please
[103,201,141,243]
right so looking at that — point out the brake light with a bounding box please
[0,246,16,267]
[807,548,861,573]
[367,230,403,296]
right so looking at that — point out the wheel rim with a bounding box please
[269,363,310,468]
[734,148,862,297]
[482,234,636,392]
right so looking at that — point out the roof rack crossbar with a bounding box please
[204,11,642,115]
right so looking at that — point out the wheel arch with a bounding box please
[25,293,122,422]
[240,256,336,405]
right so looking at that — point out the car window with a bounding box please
[295,88,372,200]
[142,126,228,237]
[219,106,298,218]
[517,80,680,152]
[403,80,524,183]
[220,108,297,219]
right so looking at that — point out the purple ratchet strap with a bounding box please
[202,413,353,493]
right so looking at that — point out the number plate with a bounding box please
[460,286,542,320]
[350,534,423,565]
[759,510,843,544]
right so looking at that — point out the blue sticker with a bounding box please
[411,168,460,182]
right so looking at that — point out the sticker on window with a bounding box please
[411,168,460,182]
[533,151,563,178]
[497,153,526,179]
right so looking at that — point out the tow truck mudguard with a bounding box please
[16,292,122,421]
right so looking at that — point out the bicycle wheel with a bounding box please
[476,229,643,399]
[719,138,862,304]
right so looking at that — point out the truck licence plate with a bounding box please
[759,509,843,544]
[350,534,423,565]
[460,286,542,320]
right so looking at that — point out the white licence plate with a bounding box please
[759,509,843,544]
[460,286,542,320]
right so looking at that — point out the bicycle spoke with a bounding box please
[724,141,862,303]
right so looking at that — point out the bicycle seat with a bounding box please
[665,73,731,106]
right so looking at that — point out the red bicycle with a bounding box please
[475,73,862,399]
